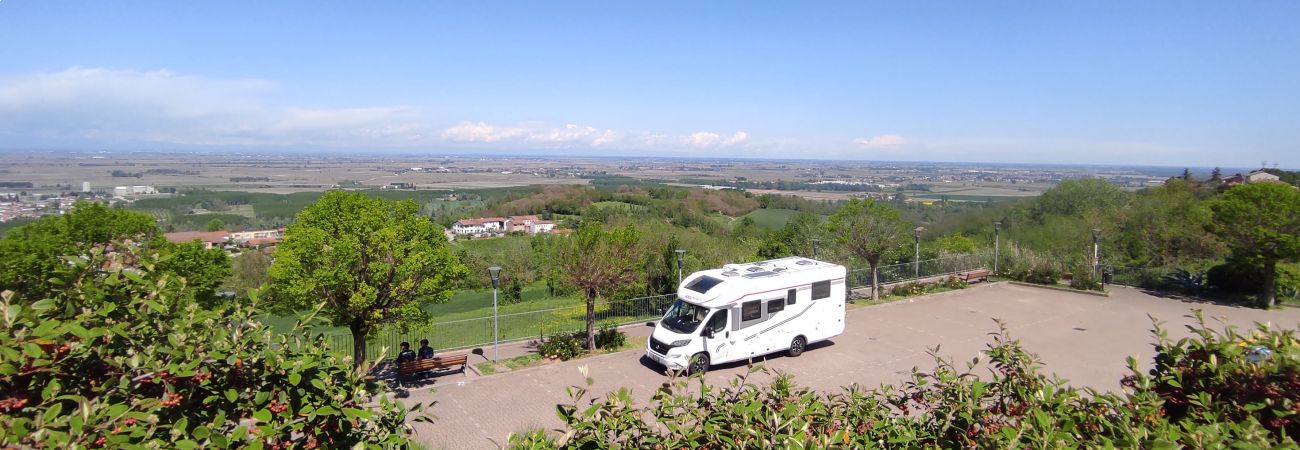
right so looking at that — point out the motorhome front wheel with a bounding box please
[688,353,710,375]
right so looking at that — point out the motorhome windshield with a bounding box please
[661,299,709,334]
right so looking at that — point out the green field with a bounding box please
[452,234,533,253]
[910,193,1025,202]
[743,208,804,229]
[588,200,646,211]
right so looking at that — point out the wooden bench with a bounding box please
[397,353,469,384]
[958,269,991,283]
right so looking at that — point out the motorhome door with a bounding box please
[702,309,734,361]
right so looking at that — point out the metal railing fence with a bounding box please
[325,294,676,360]
[846,252,992,290]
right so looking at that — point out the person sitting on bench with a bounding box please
[417,339,435,359]
[396,342,417,364]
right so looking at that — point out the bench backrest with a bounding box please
[398,353,468,373]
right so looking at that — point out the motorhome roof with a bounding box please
[677,256,846,308]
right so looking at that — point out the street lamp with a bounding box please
[914,226,924,280]
[488,266,502,362]
[1091,228,1101,279]
[675,249,686,287]
[993,221,1002,275]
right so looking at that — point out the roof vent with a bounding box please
[772,266,788,273]
[743,271,775,278]
[795,259,815,266]
[721,270,739,277]
[746,266,764,273]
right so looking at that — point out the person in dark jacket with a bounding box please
[417,339,435,359]
[396,342,417,363]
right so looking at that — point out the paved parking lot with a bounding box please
[404,282,1300,449]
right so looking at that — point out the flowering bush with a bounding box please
[538,332,585,361]
[539,326,627,360]
[511,315,1297,448]
[0,244,423,449]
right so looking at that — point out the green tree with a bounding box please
[268,191,466,366]
[1030,178,1128,221]
[1182,168,1193,181]
[205,217,225,232]
[0,201,159,298]
[779,212,825,258]
[827,199,909,301]
[932,233,977,255]
[155,240,231,307]
[1210,167,1223,183]
[1114,180,1221,266]
[223,249,273,299]
[554,221,641,350]
[1208,183,1300,307]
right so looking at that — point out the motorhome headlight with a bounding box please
[670,339,691,347]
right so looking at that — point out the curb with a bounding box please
[1007,281,1110,297]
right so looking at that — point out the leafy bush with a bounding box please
[538,332,585,361]
[1009,263,1060,285]
[501,277,525,305]
[0,244,419,449]
[594,325,627,350]
[890,281,926,297]
[1069,273,1104,291]
[1125,312,1299,438]
[1207,257,1264,294]
[512,315,1298,449]
[539,326,627,360]
[942,275,969,290]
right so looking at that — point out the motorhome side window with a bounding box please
[705,310,728,334]
[811,280,831,300]
[786,288,796,305]
[741,301,761,321]
[767,299,784,314]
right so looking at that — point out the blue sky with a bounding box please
[1,1,1297,167]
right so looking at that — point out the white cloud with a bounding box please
[0,67,431,147]
[439,121,748,151]
[688,132,722,147]
[0,67,754,154]
[440,122,525,143]
[852,134,906,148]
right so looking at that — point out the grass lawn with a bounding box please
[261,281,671,361]
[451,234,533,253]
[743,208,805,229]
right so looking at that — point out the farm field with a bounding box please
[743,208,805,229]
[128,189,492,231]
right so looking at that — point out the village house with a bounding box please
[450,215,556,237]
[1246,169,1282,184]
[228,228,285,247]
[451,217,508,236]
[164,231,230,249]
[504,215,556,234]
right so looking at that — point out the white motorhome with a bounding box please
[646,257,847,374]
